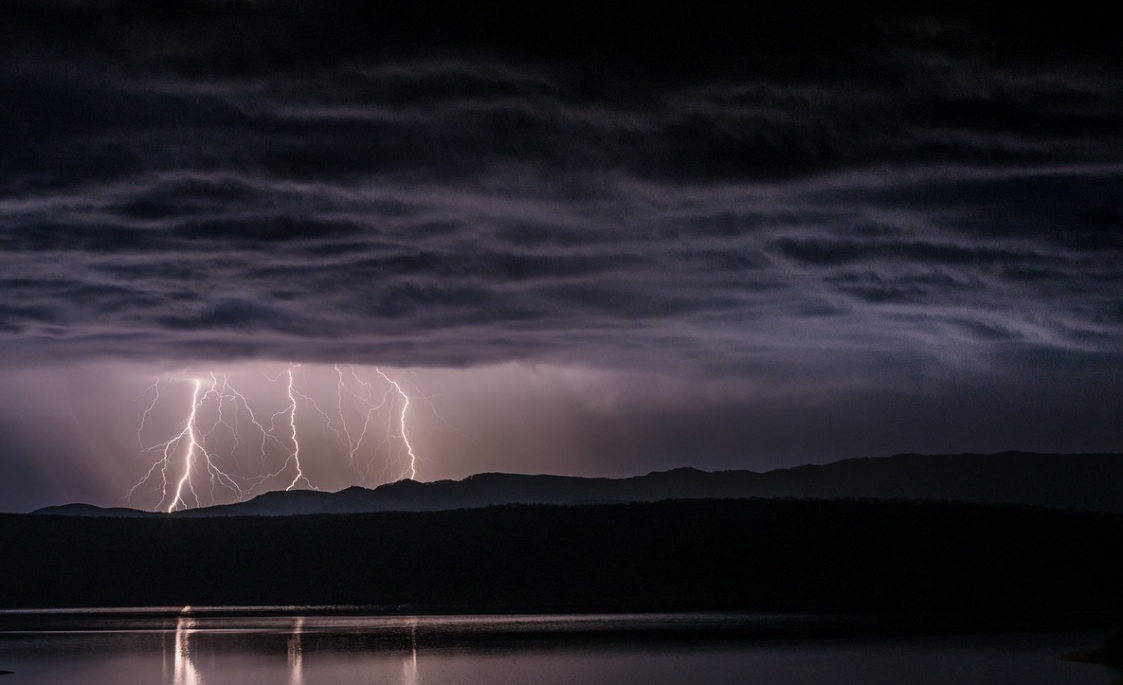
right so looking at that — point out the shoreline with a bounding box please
[0,609,1115,644]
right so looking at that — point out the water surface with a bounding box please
[0,610,1112,685]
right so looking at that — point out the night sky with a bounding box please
[1,0,1121,512]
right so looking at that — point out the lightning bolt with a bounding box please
[130,373,280,510]
[129,378,200,511]
[334,364,392,482]
[284,365,313,491]
[160,377,251,512]
[377,368,417,480]
[129,364,432,511]
[290,366,346,446]
[166,379,203,512]
[135,378,162,450]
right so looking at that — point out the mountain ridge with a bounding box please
[32,451,1123,517]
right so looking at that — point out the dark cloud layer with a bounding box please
[0,0,1122,501]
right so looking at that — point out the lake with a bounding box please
[0,609,1114,685]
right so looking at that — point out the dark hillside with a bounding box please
[34,452,1123,518]
[4,499,1122,620]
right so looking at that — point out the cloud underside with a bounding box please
[0,0,1121,388]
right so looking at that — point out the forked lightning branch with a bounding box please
[129,365,422,512]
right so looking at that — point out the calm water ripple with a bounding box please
[0,610,1113,685]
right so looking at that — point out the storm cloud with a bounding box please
[0,0,1121,509]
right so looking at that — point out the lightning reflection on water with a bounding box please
[171,613,202,685]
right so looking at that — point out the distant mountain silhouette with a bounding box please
[34,503,161,518]
[32,451,1123,517]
